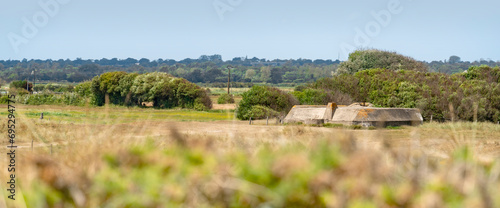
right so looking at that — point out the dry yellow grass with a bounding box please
[1,105,500,207]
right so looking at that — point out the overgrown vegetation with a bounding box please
[236,86,298,120]
[337,49,428,74]
[85,72,212,110]
[16,93,88,106]
[292,88,333,105]
[4,72,213,110]
[10,80,33,91]
[306,65,500,122]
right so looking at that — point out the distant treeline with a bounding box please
[1,54,498,84]
[0,55,339,84]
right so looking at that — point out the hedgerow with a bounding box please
[15,93,88,106]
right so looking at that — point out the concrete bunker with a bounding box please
[284,103,423,127]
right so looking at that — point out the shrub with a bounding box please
[194,91,213,111]
[9,87,30,96]
[237,85,298,120]
[217,94,235,104]
[0,95,9,104]
[39,83,74,93]
[245,105,280,119]
[10,80,32,91]
[292,88,332,105]
[16,93,88,106]
[74,81,92,97]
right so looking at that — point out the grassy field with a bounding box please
[1,105,235,124]
[1,104,500,207]
[208,86,294,96]
[209,88,250,96]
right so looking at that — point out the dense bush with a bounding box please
[4,72,212,110]
[91,71,128,106]
[337,49,427,74]
[8,87,30,97]
[15,93,88,106]
[74,81,92,97]
[91,72,212,110]
[33,83,74,93]
[292,88,333,105]
[245,105,281,119]
[0,95,10,104]
[309,66,500,122]
[237,86,298,120]
[10,80,32,91]
[217,94,235,104]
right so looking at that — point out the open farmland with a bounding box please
[1,104,500,207]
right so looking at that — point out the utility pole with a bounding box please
[227,66,231,94]
[30,70,34,93]
[28,62,31,92]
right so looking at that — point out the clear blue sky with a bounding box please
[1,0,499,62]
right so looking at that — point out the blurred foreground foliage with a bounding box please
[19,136,499,208]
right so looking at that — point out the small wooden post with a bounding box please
[40,112,44,120]
[430,115,433,122]
[266,116,269,125]
[249,117,252,125]
[31,139,33,151]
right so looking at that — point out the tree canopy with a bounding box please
[337,49,428,74]
[86,72,212,110]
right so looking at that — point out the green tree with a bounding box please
[337,49,427,74]
[244,69,256,80]
[260,67,271,83]
[449,55,461,64]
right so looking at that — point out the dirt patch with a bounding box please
[212,104,236,110]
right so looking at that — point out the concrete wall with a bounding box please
[283,103,423,127]
[330,107,423,127]
[283,105,328,125]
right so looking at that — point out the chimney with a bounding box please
[325,102,337,121]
